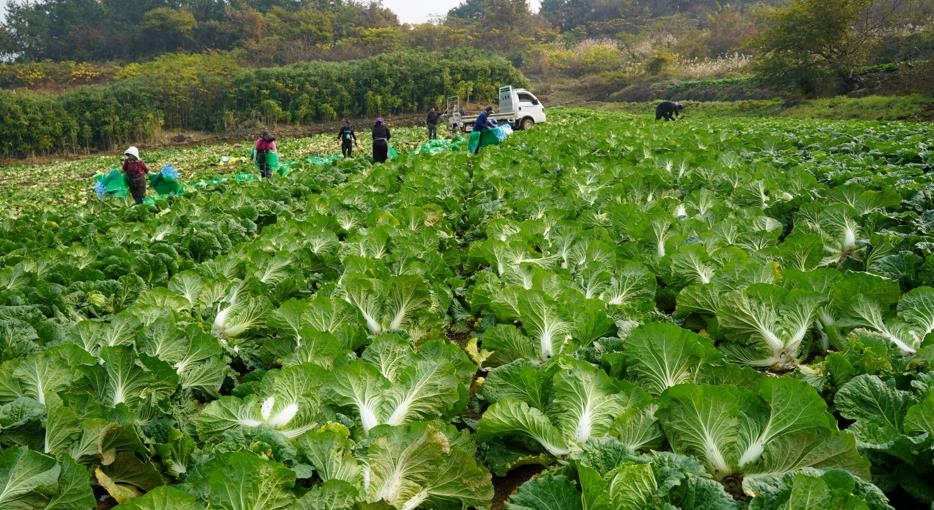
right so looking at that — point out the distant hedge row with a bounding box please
[0,50,527,157]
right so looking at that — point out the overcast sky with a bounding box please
[381,0,541,24]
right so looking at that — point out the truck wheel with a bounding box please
[521,117,534,130]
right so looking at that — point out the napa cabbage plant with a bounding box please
[211,283,271,343]
[290,421,494,510]
[86,346,179,411]
[614,322,724,395]
[656,377,869,482]
[195,363,325,442]
[0,343,95,405]
[323,336,474,433]
[336,274,437,337]
[504,438,738,510]
[836,285,934,355]
[678,278,825,371]
[716,283,826,370]
[477,357,657,475]
[833,373,934,498]
[482,286,616,362]
[796,203,868,267]
[134,315,230,397]
[267,295,365,349]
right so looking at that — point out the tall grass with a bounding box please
[679,54,753,79]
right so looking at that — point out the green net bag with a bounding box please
[149,165,184,196]
[267,150,280,169]
[276,160,294,177]
[306,153,343,165]
[93,169,129,198]
[468,129,502,153]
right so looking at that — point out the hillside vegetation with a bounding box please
[0,0,932,158]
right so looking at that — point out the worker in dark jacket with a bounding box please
[426,107,441,140]
[472,106,495,154]
[121,146,150,204]
[473,105,495,132]
[338,119,358,157]
[372,117,391,163]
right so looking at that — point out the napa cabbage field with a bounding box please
[1,108,934,509]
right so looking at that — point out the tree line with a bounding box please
[0,0,931,159]
[0,0,399,63]
[0,50,526,157]
[4,1,931,63]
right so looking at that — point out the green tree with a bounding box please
[448,0,485,21]
[0,25,17,60]
[540,0,643,33]
[140,8,198,54]
[446,0,553,56]
[753,0,909,95]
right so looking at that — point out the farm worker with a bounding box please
[473,105,495,132]
[338,119,358,157]
[472,106,495,154]
[426,107,441,140]
[253,129,277,178]
[372,117,391,163]
[121,146,150,205]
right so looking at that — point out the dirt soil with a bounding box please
[491,464,545,509]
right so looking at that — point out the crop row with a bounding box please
[0,110,933,508]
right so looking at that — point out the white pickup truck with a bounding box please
[444,85,546,133]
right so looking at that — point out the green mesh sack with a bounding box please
[149,165,184,196]
[93,169,129,198]
[468,130,501,153]
[150,176,184,196]
[467,131,481,153]
[415,139,459,155]
[276,160,294,177]
[267,150,280,169]
[306,153,343,165]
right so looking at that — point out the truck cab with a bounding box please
[445,85,546,133]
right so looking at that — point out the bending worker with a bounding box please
[472,105,495,154]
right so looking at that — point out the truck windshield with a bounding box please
[518,93,538,105]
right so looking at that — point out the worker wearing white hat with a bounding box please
[122,146,150,204]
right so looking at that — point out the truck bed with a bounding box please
[454,112,518,132]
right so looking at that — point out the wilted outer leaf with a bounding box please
[95,467,141,504]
